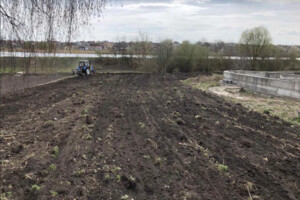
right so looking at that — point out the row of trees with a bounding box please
[107,27,299,73]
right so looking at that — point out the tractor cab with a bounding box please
[73,60,95,76]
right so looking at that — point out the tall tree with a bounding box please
[239,26,272,70]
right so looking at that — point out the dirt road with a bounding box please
[0,74,299,200]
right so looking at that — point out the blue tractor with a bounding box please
[73,60,95,76]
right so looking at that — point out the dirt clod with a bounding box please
[176,119,185,125]
[86,115,93,125]
[121,175,137,191]
[115,113,124,118]
[10,143,24,154]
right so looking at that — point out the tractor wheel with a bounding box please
[86,69,91,76]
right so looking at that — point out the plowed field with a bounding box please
[0,74,299,200]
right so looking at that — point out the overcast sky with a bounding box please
[81,0,300,45]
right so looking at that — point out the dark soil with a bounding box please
[0,74,299,200]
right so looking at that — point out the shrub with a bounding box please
[172,41,210,73]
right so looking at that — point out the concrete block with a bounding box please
[294,81,300,91]
[222,70,300,100]
[269,80,295,90]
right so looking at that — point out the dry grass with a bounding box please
[182,74,222,91]
[230,90,300,125]
[184,74,300,125]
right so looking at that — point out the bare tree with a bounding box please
[239,26,272,70]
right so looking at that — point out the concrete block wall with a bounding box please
[223,71,300,99]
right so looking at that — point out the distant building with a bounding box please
[79,46,88,50]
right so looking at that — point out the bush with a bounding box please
[172,41,210,73]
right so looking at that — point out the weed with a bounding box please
[216,163,228,173]
[116,175,121,183]
[48,164,57,171]
[176,90,184,99]
[104,173,111,180]
[0,130,6,136]
[0,192,12,200]
[111,167,122,174]
[31,184,41,193]
[129,175,136,182]
[139,122,146,129]
[195,115,202,120]
[201,106,207,110]
[81,125,89,131]
[97,137,102,142]
[6,192,11,198]
[172,111,181,119]
[166,100,171,105]
[146,139,158,149]
[121,194,129,199]
[52,146,59,157]
[43,120,54,128]
[293,118,300,123]
[74,169,85,176]
[88,124,95,128]
[82,109,88,114]
[98,153,103,158]
[50,190,58,197]
[154,157,163,165]
[107,124,114,132]
[143,155,151,160]
[84,134,93,140]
